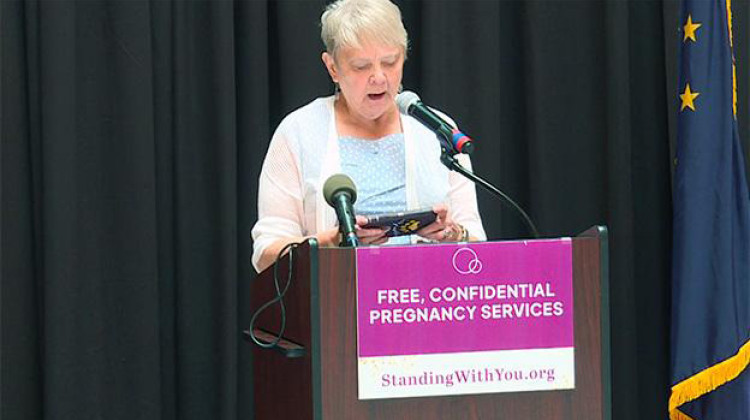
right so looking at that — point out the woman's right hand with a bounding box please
[316,220,387,247]
[315,227,342,247]
[355,216,388,245]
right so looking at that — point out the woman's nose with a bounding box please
[369,68,386,84]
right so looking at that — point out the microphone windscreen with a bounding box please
[396,90,421,114]
[323,173,357,207]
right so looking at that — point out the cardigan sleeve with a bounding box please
[251,125,306,272]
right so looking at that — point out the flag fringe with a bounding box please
[668,339,750,417]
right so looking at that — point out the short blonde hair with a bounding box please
[321,0,409,60]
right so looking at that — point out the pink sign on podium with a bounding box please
[355,239,575,400]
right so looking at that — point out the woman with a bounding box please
[252,0,486,272]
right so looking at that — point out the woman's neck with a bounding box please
[334,97,402,139]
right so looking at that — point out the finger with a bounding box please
[360,233,387,245]
[416,228,441,239]
[416,220,446,237]
[418,223,458,242]
[432,204,449,222]
[357,226,386,239]
[369,235,389,245]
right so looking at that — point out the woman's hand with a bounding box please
[416,204,467,243]
[316,218,386,248]
[355,216,388,245]
[315,227,342,247]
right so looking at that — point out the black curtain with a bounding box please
[2,1,748,419]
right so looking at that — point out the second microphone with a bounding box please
[323,174,359,247]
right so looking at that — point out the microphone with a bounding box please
[323,174,359,247]
[397,91,474,154]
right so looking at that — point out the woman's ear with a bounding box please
[322,52,338,83]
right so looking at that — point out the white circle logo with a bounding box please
[452,247,483,274]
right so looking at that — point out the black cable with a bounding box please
[247,241,302,349]
[440,150,541,239]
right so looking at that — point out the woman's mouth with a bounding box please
[368,92,387,100]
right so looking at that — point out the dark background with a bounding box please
[2,0,748,419]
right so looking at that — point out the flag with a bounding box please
[670,0,750,419]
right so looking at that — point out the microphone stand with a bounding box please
[439,147,541,239]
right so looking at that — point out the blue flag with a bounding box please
[671,0,750,419]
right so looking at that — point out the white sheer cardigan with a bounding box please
[251,96,486,272]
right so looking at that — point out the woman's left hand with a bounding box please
[416,204,466,243]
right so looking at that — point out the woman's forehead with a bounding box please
[338,41,403,61]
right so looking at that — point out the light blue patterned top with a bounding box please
[339,133,411,244]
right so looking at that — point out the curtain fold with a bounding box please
[2,1,747,419]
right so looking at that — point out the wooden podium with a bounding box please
[247,226,610,420]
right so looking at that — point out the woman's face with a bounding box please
[323,41,404,123]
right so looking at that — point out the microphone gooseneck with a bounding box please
[323,174,360,247]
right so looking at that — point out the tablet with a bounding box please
[361,208,438,237]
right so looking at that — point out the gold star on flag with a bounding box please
[680,84,700,112]
[683,15,702,42]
